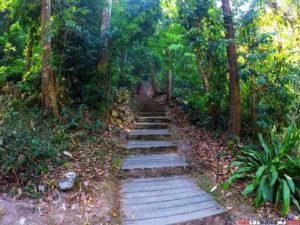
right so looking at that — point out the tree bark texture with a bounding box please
[24,29,33,73]
[41,0,59,117]
[97,0,112,72]
[195,49,220,129]
[222,0,242,136]
[195,49,211,93]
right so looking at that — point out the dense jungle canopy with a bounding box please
[0,0,300,220]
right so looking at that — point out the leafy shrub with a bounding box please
[182,94,209,126]
[224,125,300,215]
[0,106,61,182]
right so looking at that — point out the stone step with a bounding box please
[139,112,166,117]
[142,105,167,109]
[140,108,167,113]
[122,154,188,177]
[137,117,170,123]
[122,176,227,225]
[126,140,176,154]
[141,109,167,112]
[127,129,171,140]
[134,122,169,129]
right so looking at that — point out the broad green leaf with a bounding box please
[284,174,295,193]
[260,175,272,201]
[233,167,252,175]
[270,165,278,187]
[254,188,263,207]
[291,195,300,212]
[255,165,268,184]
[282,180,291,215]
[259,133,271,159]
[243,182,256,196]
[230,161,245,167]
[275,186,281,206]
[223,174,245,189]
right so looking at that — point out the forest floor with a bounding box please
[1,97,298,225]
[0,119,126,225]
[169,103,299,224]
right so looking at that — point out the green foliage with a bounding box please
[224,125,300,215]
[0,22,26,86]
[110,0,162,86]
[0,105,61,181]
[182,94,209,126]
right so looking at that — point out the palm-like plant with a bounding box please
[224,125,300,215]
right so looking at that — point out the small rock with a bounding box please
[225,206,233,211]
[63,151,73,158]
[52,190,60,200]
[57,172,78,191]
[287,213,295,220]
[19,217,26,225]
[38,184,46,193]
[210,185,217,192]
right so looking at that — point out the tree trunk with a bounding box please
[195,51,220,129]
[222,0,242,136]
[97,0,112,72]
[41,0,59,118]
[195,51,210,93]
[24,29,33,73]
[150,63,158,97]
[166,70,172,104]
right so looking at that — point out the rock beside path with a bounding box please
[57,172,78,191]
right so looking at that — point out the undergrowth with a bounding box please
[0,95,107,188]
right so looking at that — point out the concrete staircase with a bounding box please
[121,102,227,224]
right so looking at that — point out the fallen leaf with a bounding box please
[83,181,89,187]
[0,207,4,218]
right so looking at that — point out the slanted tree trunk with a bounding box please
[195,49,211,93]
[97,0,112,72]
[195,49,219,129]
[41,0,59,118]
[150,63,158,97]
[166,70,172,104]
[222,0,242,136]
[24,29,33,73]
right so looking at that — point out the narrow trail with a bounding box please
[120,83,228,225]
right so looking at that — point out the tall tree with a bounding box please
[97,0,112,72]
[24,29,33,73]
[41,0,59,117]
[222,0,241,136]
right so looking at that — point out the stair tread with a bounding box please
[122,176,226,225]
[128,129,171,136]
[126,140,176,149]
[122,154,187,170]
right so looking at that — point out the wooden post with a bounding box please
[166,70,172,104]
